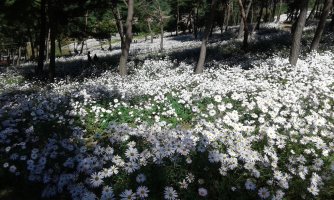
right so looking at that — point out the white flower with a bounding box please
[218,104,226,112]
[102,186,115,200]
[214,95,222,103]
[209,109,216,116]
[136,173,146,183]
[125,147,139,162]
[164,187,178,200]
[258,187,270,199]
[198,187,208,197]
[89,172,104,187]
[125,162,139,173]
[136,186,149,198]
[179,180,188,189]
[307,185,319,196]
[120,189,136,200]
[245,179,256,191]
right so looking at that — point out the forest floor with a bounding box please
[1,21,334,200]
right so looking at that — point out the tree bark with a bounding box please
[310,0,333,51]
[118,0,134,77]
[237,0,250,50]
[193,7,199,39]
[156,1,164,52]
[48,1,56,82]
[289,0,309,66]
[17,46,21,66]
[225,2,231,31]
[256,1,265,30]
[330,11,334,31]
[58,38,62,56]
[46,28,50,62]
[264,0,270,22]
[308,0,320,21]
[271,0,277,22]
[195,0,219,74]
[176,0,179,36]
[220,2,227,35]
[37,0,46,75]
[147,19,154,43]
[276,0,283,22]
[238,0,252,38]
[28,29,35,60]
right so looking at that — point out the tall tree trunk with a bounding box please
[264,1,270,22]
[11,49,15,66]
[119,0,134,77]
[310,0,333,51]
[28,29,35,60]
[256,1,265,30]
[330,11,334,31]
[48,1,56,82]
[147,19,154,43]
[79,41,85,55]
[315,0,322,18]
[193,7,199,39]
[155,0,164,51]
[276,0,283,22]
[160,24,164,52]
[37,0,46,75]
[195,0,219,74]
[308,0,320,21]
[238,0,250,50]
[46,28,50,62]
[238,0,252,38]
[17,47,21,66]
[220,3,227,35]
[58,38,62,56]
[79,11,89,55]
[272,0,278,21]
[225,2,231,31]
[176,0,179,36]
[289,0,309,66]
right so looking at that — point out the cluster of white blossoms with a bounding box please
[1,50,334,199]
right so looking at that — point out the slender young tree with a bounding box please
[195,0,219,74]
[255,1,265,30]
[237,0,250,50]
[310,0,333,51]
[330,10,334,31]
[117,0,134,77]
[237,0,252,38]
[155,0,165,52]
[289,0,309,66]
[48,0,56,82]
[37,0,46,76]
[276,0,283,22]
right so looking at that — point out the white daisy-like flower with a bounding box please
[136,173,146,183]
[198,187,208,197]
[89,172,104,188]
[120,189,136,200]
[258,187,270,199]
[179,179,188,189]
[209,109,216,116]
[164,187,178,200]
[245,179,256,191]
[125,147,139,162]
[217,104,226,112]
[136,186,149,198]
[214,95,222,103]
[101,186,115,200]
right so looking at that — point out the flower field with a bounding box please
[1,47,334,200]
